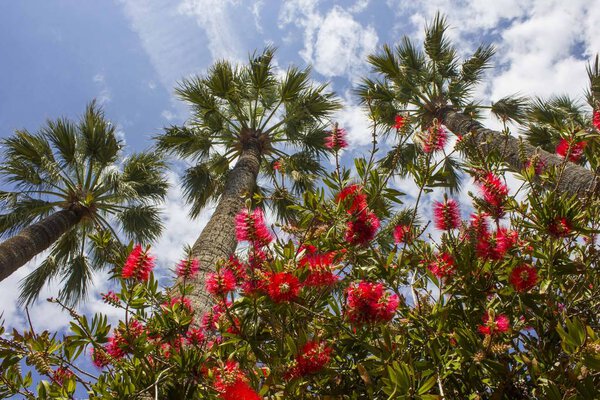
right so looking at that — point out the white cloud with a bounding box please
[92,73,111,105]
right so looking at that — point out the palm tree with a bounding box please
[156,47,340,314]
[358,14,599,198]
[0,102,168,305]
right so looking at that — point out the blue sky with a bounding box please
[1,0,599,392]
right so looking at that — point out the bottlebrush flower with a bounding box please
[206,268,237,297]
[106,334,126,360]
[91,347,110,368]
[267,272,300,303]
[419,122,448,153]
[594,110,600,131]
[393,224,412,244]
[201,302,230,331]
[287,341,332,378]
[337,184,368,214]
[176,258,200,279]
[433,199,461,230]
[101,291,120,305]
[122,244,155,281]
[214,361,260,400]
[548,216,572,237]
[235,208,273,247]
[186,327,205,346]
[427,253,455,279]
[324,125,348,150]
[478,172,509,209]
[299,246,339,288]
[510,264,538,292]
[556,138,586,162]
[478,313,510,335]
[394,115,406,130]
[226,255,248,283]
[346,210,380,246]
[346,281,399,325]
[273,159,283,172]
[52,367,74,387]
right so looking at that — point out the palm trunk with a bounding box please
[185,141,262,316]
[438,107,600,198]
[0,209,82,282]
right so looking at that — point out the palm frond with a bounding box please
[491,95,529,124]
[117,204,164,243]
[121,152,169,201]
[79,101,122,165]
[155,125,213,160]
[57,255,93,306]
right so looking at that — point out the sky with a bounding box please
[0,0,599,378]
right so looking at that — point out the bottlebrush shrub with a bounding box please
[1,156,600,399]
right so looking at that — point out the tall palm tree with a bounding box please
[358,14,599,198]
[0,102,168,305]
[156,47,340,314]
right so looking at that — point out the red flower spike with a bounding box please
[206,268,237,297]
[510,264,538,292]
[214,361,260,400]
[186,327,205,346]
[235,208,273,247]
[394,115,406,130]
[478,313,510,335]
[421,123,448,153]
[325,125,348,150]
[345,210,380,246]
[122,244,155,281]
[176,258,200,279]
[393,224,411,244]
[267,272,300,303]
[433,199,461,230]
[594,110,600,131]
[337,184,368,214]
[287,341,333,379]
[346,281,399,325]
[52,367,74,387]
[556,138,586,162]
[548,217,572,237]
[91,347,110,368]
[478,172,509,209]
[427,253,455,279]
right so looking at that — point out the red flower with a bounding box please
[267,272,300,303]
[433,199,461,230]
[420,122,448,153]
[346,281,399,325]
[394,115,406,130]
[298,246,339,288]
[594,110,600,131]
[226,255,248,283]
[176,258,200,279]
[186,327,205,346]
[273,160,283,171]
[287,341,332,378]
[478,172,509,209]
[346,210,380,246]
[548,216,572,237]
[427,253,455,279]
[393,224,412,244]
[337,184,368,214]
[325,125,348,150]
[101,291,120,305]
[510,264,538,292]
[556,138,586,162]
[206,268,238,297]
[235,208,273,247]
[122,244,155,281]
[52,367,74,387]
[201,302,230,331]
[91,347,110,368]
[214,361,260,400]
[478,313,510,335]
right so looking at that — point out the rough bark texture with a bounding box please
[0,209,81,282]
[186,141,262,317]
[439,107,600,199]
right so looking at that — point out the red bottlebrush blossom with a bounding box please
[122,244,155,281]
[186,327,205,346]
[214,361,260,400]
[393,225,411,244]
[206,268,238,297]
[226,255,248,283]
[101,291,120,305]
[273,159,283,171]
[298,245,339,288]
[427,253,455,279]
[324,125,348,150]
[267,272,300,303]
[106,334,126,360]
[346,210,380,246]
[510,264,538,292]
[420,123,448,153]
[304,271,339,287]
[91,347,110,368]
[52,367,74,386]
[548,216,572,237]
[287,341,333,379]
[176,258,200,279]
[235,208,273,247]
[478,313,510,335]
[161,336,184,359]
[478,172,509,209]
[556,138,586,162]
[433,199,461,230]
[346,281,399,325]
[201,302,230,331]
[469,213,490,237]
[494,227,518,256]
[394,115,406,130]
[594,110,600,131]
[337,184,368,214]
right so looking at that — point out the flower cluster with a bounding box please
[299,245,339,288]
[287,341,332,378]
[468,214,519,260]
[338,185,380,246]
[176,258,200,279]
[556,138,586,162]
[394,115,406,130]
[426,252,455,279]
[122,244,155,281]
[419,122,448,153]
[509,264,538,292]
[346,281,399,325]
[213,361,260,400]
[206,268,237,297]
[433,198,461,230]
[477,172,509,217]
[548,216,572,237]
[235,208,273,247]
[478,313,510,336]
[393,224,412,244]
[594,110,600,131]
[324,125,348,150]
[267,272,301,303]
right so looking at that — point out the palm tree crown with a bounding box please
[0,102,168,304]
